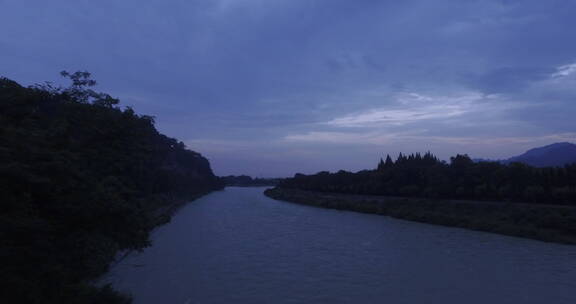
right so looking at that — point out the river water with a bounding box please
[106,187,576,304]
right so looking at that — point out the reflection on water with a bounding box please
[106,187,576,304]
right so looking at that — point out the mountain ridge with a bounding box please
[476,142,576,167]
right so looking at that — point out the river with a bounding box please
[106,187,576,304]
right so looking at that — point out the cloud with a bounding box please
[325,106,464,127]
[317,91,525,137]
[2,0,576,175]
[323,92,486,127]
[284,131,576,147]
[284,131,395,145]
[552,62,576,78]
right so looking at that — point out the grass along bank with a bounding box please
[264,188,576,245]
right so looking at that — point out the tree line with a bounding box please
[0,72,223,303]
[221,175,282,187]
[279,152,576,205]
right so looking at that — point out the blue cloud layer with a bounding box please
[2,0,575,176]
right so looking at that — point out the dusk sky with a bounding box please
[2,0,576,177]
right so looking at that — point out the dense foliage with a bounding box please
[221,175,282,187]
[279,152,576,205]
[0,73,223,303]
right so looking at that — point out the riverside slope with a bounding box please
[265,187,576,244]
[0,76,224,303]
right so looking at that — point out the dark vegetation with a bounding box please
[0,72,223,303]
[221,175,282,187]
[266,152,576,243]
[279,153,576,205]
[265,188,576,244]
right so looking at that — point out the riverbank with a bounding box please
[109,187,576,304]
[264,188,576,244]
[108,190,222,268]
[0,76,224,303]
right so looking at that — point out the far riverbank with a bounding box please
[265,188,576,244]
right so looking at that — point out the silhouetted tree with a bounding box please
[0,74,223,303]
[385,154,394,167]
[278,152,576,204]
[377,158,386,171]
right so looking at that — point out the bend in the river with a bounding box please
[106,187,576,304]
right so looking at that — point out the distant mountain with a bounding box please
[504,142,576,167]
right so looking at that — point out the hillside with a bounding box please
[505,142,576,167]
[0,73,223,303]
